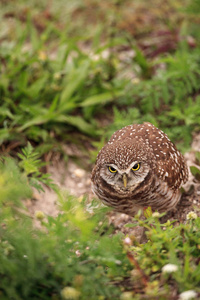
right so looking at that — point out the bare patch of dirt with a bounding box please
[26,158,92,217]
[26,134,200,238]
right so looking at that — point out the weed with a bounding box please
[0,159,199,299]
[1,0,200,156]
[18,142,57,192]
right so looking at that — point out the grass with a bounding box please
[0,0,200,299]
[1,0,200,155]
[0,158,199,299]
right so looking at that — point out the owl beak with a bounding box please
[123,173,127,188]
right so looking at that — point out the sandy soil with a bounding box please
[26,134,200,237]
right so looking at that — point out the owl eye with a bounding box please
[108,166,117,173]
[132,163,140,171]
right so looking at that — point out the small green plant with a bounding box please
[0,159,200,300]
[114,48,200,152]
[0,158,32,219]
[18,142,57,192]
[124,211,200,298]
[0,159,127,300]
[0,16,125,152]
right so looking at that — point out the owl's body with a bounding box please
[91,122,188,216]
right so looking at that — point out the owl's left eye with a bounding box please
[132,163,140,171]
[108,166,117,173]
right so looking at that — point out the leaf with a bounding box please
[56,114,99,136]
[17,109,99,137]
[17,112,50,131]
[0,107,14,119]
[190,166,200,181]
[60,60,90,105]
[125,223,139,228]
[26,75,48,98]
[56,44,69,70]
[80,90,123,107]
[48,95,60,113]
[0,128,11,143]
[132,44,151,78]
[143,206,153,219]
[195,152,200,165]
[29,178,45,192]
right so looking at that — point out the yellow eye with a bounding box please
[132,163,140,171]
[108,166,117,173]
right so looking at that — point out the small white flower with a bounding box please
[186,212,197,220]
[152,212,160,218]
[179,290,197,300]
[124,237,132,245]
[75,250,81,257]
[162,263,178,273]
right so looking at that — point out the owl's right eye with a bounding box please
[108,166,117,173]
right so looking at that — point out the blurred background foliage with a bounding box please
[1,0,200,157]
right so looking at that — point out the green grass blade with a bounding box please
[80,90,123,107]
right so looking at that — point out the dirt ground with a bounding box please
[26,133,200,237]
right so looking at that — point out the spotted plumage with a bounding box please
[91,122,188,216]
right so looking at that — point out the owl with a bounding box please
[91,122,188,216]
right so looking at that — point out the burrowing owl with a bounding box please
[91,122,188,216]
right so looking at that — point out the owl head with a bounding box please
[93,137,153,194]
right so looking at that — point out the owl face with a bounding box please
[99,160,150,193]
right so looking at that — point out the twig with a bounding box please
[127,251,149,287]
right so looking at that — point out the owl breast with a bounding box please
[91,122,188,215]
